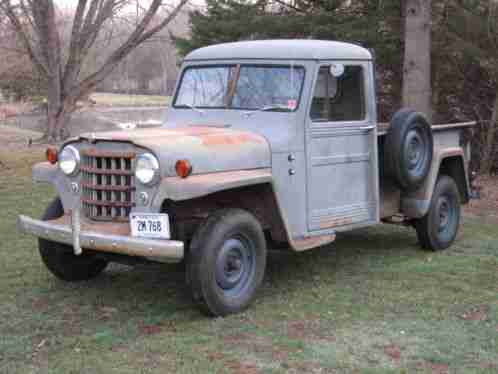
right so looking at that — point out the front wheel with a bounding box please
[414,176,461,251]
[39,198,108,281]
[187,209,267,316]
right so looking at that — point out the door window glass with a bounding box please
[310,65,365,122]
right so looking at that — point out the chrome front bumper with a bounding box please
[17,215,184,263]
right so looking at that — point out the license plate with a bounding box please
[130,213,170,239]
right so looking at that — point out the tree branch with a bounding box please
[62,0,88,90]
[73,0,188,101]
[0,0,49,77]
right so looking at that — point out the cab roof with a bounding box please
[184,39,372,61]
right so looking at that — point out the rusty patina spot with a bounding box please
[81,148,135,158]
[50,215,131,236]
[291,234,336,251]
[202,133,265,147]
[79,126,266,148]
[319,217,354,229]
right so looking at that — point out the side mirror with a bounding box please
[329,63,345,77]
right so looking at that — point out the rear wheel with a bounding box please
[414,176,461,251]
[39,198,108,281]
[187,209,267,316]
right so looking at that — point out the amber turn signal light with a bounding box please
[46,147,58,164]
[175,159,192,178]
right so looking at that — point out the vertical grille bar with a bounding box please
[81,149,136,222]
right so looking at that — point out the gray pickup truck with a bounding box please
[18,40,475,316]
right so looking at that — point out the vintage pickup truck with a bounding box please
[18,40,475,316]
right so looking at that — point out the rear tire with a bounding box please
[187,209,267,317]
[414,176,461,251]
[39,198,108,281]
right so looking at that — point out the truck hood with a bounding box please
[77,126,271,177]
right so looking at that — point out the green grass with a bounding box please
[0,150,497,374]
[90,93,171,107]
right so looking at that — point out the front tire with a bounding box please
[187,209,267,317]
[414,176,461,251]
[39,198,108,281]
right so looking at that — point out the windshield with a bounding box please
[174,64,305,111]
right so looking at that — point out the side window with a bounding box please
[310,65,365,122]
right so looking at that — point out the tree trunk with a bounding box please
[46,95,77,141]
[480,93,498,175]
[402,0,432,121]
[41,1,64,142]
[46,78,62,141]
[138,76,150,93]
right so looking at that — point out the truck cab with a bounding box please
[18,40,474,316]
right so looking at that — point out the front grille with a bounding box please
[81,148,136,222]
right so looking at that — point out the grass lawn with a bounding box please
[89,93,171,107]
[0,150,497,374]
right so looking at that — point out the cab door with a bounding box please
[305,61,379,232]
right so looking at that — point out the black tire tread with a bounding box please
[415,175,461,251]
[385,109,434,191]
[187,208,266,316]
[38,198,108,281]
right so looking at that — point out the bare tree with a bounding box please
[0,0,188,141]
[402,0,432,120]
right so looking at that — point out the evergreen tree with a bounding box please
[173,0,403,120]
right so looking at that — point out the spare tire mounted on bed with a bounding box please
[385,109,434,192]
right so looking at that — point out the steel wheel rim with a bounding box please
[435,194,457,241]
[405,127,427,176]
[215,234,256,297]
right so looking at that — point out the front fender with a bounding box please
[32,162,79,211]
[150,168,330,252]
[33,162,58,183]
[151,168,273,206]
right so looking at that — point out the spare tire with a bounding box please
[385,109,433,191]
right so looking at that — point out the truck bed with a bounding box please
[377,121,476,136]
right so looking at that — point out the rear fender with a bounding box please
[401,148,469,218]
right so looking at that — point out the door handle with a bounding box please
[359,125,375,131]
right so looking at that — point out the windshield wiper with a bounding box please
[259,104,293,112]
[177,103,205,115]
[243,104,293,117]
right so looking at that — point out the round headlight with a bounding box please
[58,145,80,176]
[135,153,160,185]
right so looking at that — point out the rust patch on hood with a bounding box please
[201,133,265,147]
[76,125,271,176]
[78,126,265,147]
